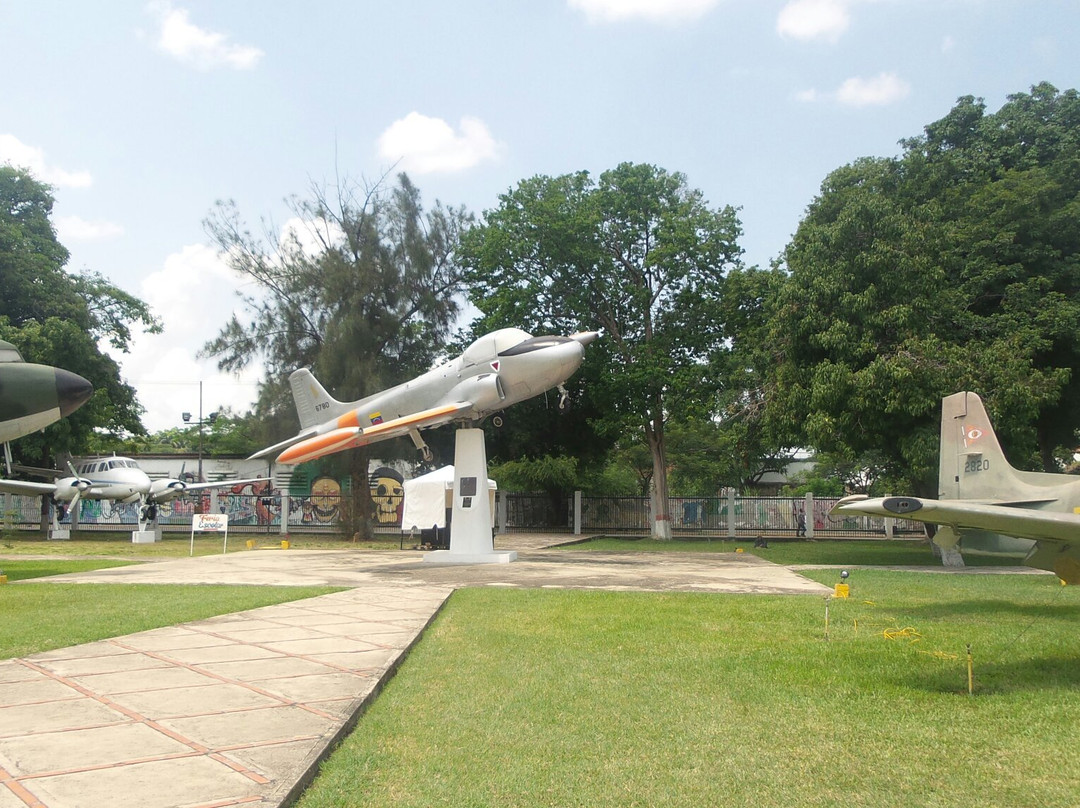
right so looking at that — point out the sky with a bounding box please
[2,0,1078,432]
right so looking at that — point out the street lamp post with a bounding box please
[181,381,218,483]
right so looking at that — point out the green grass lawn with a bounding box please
[0,581,342,660]
[570,536,1020,567]
[296,573,1080,808]
[0,557,136,581]
[0,531,404,558]
[3,534,1073,805]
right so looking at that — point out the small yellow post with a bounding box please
[0,574,7,585]
[972,643,980,695]
[281,540,290,550]
[833,583,850,598]
[246,539,256,550]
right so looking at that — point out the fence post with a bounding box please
[573,490,582,535]
[884,494,894,539]
[727,489,736,539]
[805,492,814,539]
[280,493,290,535]
[497,490,507,534]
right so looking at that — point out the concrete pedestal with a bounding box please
[48,529,71,541]
[423,428,516,565]
[131,523,162,544]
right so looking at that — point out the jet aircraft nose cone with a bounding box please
[55,369,94,416]
[570,331,599,346]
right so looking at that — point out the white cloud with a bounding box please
[568,0,721,24]
[377,112,501,175]
[55,215,124,241]
[279,216,345,257]
[795,88,819,103]
[116,243,262,432]
[148,2,263,70]
[0,134,93,188]
[777,0,851,43]
[835,72,910,106]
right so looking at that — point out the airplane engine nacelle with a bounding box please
[444,373,505,414]
[150,479,185,499]
[59,478,92,497]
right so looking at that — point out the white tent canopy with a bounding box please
[401,465,497,530]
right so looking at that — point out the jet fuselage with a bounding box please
[261,328,598,466]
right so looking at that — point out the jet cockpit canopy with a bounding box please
[460,328,532,367]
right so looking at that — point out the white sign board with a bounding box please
[190,513,230,556]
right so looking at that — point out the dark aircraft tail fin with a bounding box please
[289,368,343,430]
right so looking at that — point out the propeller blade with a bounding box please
[69,490,82,519]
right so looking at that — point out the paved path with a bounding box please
[0,537,829,808]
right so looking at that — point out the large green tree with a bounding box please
[202,172,471,536]
[0,165,159,464]
[460,163,745,537]
[767,83,1080,494]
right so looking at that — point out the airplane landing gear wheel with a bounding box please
[492,414,505,428]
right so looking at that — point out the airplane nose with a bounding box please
[55,369,94,416]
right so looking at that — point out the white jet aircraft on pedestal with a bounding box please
[252,328,599,466]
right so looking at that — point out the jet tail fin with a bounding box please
[939,391,1063,501]
[289,368,342,430]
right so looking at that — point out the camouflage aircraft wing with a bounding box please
[275,402,473,465]
[832,495,1080,582]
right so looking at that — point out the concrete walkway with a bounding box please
[0,537,829,808]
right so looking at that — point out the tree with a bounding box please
[766,83,1080,493]
[202,172,471,537]
[96,409,261,457]
[460,163,745,537]
[0,165,159,464]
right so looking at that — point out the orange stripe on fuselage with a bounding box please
[337,411,361,429]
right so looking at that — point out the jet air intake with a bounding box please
[444,373,505,414]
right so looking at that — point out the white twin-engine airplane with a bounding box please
[0,456,267,528]
[252,327,599,466]
[832,391,1080,584]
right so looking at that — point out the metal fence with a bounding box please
[0,491,922,538]
[508,494,924,538]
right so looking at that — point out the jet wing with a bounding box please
[275,402,473,465]
[832,495,1080,582]
[247,428,319,461]
[832,495,1080,544]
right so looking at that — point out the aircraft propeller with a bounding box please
[60,460,92,519]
